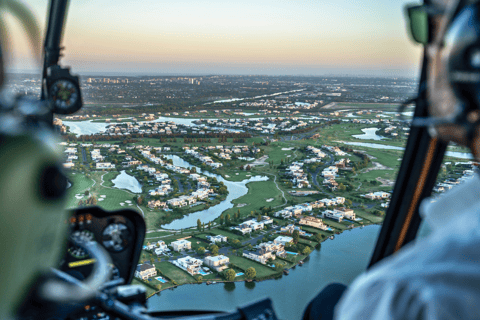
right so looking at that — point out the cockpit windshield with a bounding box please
[4,1,476,319]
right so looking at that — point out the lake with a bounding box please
[352,127,385,141]
[341,142,473,159]
[63,120,109,136]
[147,224,381,320]
[161,155,268,229]
[111,170,142,193]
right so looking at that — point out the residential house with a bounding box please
[171,239,191,252]
[204,255,230,272]
[135,263,157,280]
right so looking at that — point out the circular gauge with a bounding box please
[68,230,95,259]
[102,223,131,253]
[49,79,80,113]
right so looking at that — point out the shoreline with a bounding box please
[144,223,380,298]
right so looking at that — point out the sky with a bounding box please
[5,0,422,77]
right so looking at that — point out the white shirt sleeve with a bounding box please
[334,175,480,320]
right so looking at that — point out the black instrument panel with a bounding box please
[60,207,145,285]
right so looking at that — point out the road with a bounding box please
[81,147,88,163]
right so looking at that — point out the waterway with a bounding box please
[147,224,381,320]
[352,127,385,141]
[111,170,142,193]
[63,120,109,136]
[341,141,473,159]
[161,155,268,229]
[205,89,306,104]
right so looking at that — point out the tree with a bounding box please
[84,190,89,196]
[150,257,155,265]
[197,247,205,255]
[208,221,212,229]
[274,262,284,272]
[86,195,97,205]
[224,269,236,281]
[225,214,231,225]
[197,219,201,231]
[257,214,262,222]
[211,244,219,256]
[245,267,256,279]
[292,230,300,244]
[219,214,224,225]
[303,246,311,255]
[315,233,323,242]
[337,183,346,191]
[155,284,162,290]
[195,275,203,283]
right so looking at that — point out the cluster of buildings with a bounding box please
[243,236,293,264]
[196,117,314,135]
[184,148,223,169]
[62,143,78,169]
[184,145,260,162]
[91,148,116,169]
[362,191,390,200]
[274,197,345,219]
[231,216,274,235]
[286,162,310,189]
[322,207,357,222]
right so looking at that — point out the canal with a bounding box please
[161,155,268,230]
[147,224,381,320]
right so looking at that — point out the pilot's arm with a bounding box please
[335,175,480,319]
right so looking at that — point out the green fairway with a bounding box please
[67,171,140,211]
[66,173,95,207]
[222,179,285,219]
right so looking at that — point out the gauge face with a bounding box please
[68,230,95,259]
[50,79,79,111]
[102,223,131,253]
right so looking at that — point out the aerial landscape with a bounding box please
[8,74,475,298]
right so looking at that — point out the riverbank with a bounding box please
[140,222,380,298]
[146,225,381,320]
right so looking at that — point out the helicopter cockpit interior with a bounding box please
[2,0,480,319]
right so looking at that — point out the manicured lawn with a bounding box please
[145,231,172,239]
[156,261,197,285]
[228,255,277,278]
[66,173,94,207]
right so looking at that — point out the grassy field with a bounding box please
[66,173,95,207]
[222,179,285,219]
[228,255,277,278]
[156,261,197,285]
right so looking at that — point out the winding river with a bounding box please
[161,155,268,230]
[147,224,381,320]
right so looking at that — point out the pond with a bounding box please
[111,170,142,193]
[147,224,381,320]
[352,127,385,141]
[161,155,268,230]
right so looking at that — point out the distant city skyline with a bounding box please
[6,0,422,77]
